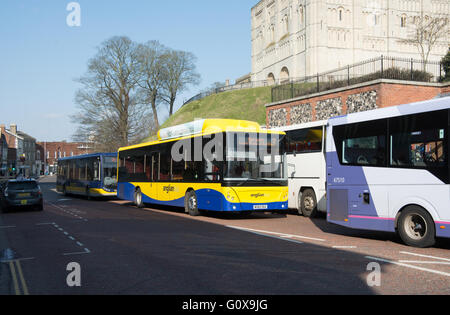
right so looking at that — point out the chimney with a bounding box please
[10,124,17,135]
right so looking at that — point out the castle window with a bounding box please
[401,15,407,27]
[299,5,304,25]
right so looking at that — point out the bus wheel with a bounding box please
[398,206,436,248]
[134,188,144,208]
[301,189,318,218]
[185,190,200,216]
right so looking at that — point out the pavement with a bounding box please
[0,175,449,295]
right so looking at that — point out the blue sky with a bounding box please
[0,0,258,141]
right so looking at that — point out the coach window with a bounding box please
[389,110,448,169]
[334,119,387,167]
[286,127,323,154]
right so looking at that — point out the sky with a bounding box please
[0,0,259,141]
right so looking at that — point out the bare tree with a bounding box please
[161,49,201,116]
[72,36,154,152]
[136,41,169,131]
[402,14,449,70]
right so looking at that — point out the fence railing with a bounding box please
[271,56,444,103]
[182,79,274,106]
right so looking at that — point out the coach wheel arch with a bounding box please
[395,204,436,248]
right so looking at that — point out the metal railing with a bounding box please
[182,79,274,106]
[271,56,444,103]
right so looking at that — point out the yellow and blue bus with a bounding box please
[57,153,117,199]
[117,119,288,216]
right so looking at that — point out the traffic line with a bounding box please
[48,203,88,221]
[226,226,326,242]
[398,261,450,265]
[0,225,16,229]
[366,256,450,277]
[8,260,29,295]
[332,246,357,249]
[50,223,91,256]
[227,226,304,245]
[399,251,450,262]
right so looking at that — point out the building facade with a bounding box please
[37,141,93,174]
[251,0,449,83]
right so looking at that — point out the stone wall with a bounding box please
[315,97,342,121]
[289,103,312,125]
[267,108,287,127]
[346,90,377,114]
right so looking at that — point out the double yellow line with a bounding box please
[8,260,29,295]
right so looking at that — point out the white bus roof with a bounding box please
[329,96,450,126]
[273,120,328,132]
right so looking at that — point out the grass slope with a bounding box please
[162,86,271,129]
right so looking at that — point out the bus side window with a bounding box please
[389,109,448,169]
[333,119,387,167]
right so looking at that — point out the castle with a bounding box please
[251,0,449,83]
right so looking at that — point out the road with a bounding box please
[0,176,449,295]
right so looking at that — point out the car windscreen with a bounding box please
[7,181,38,190]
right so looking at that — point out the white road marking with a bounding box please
[227,226,304,245]
[0,226,16,229]
[366,256,450,277]
[49,202,87,221]
[398,261,450,265]
[399,251,450,262]
[227,226,326,242]
[50,223,91,256]
[62,251,90,256]
[333,246,357,249]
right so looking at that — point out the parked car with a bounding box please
[0,179,43,212]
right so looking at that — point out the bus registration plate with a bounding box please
[253,205,268,210]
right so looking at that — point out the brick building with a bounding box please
[36,141,93,174]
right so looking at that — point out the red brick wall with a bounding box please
[378,83,442,107]
[266,81,448,127]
